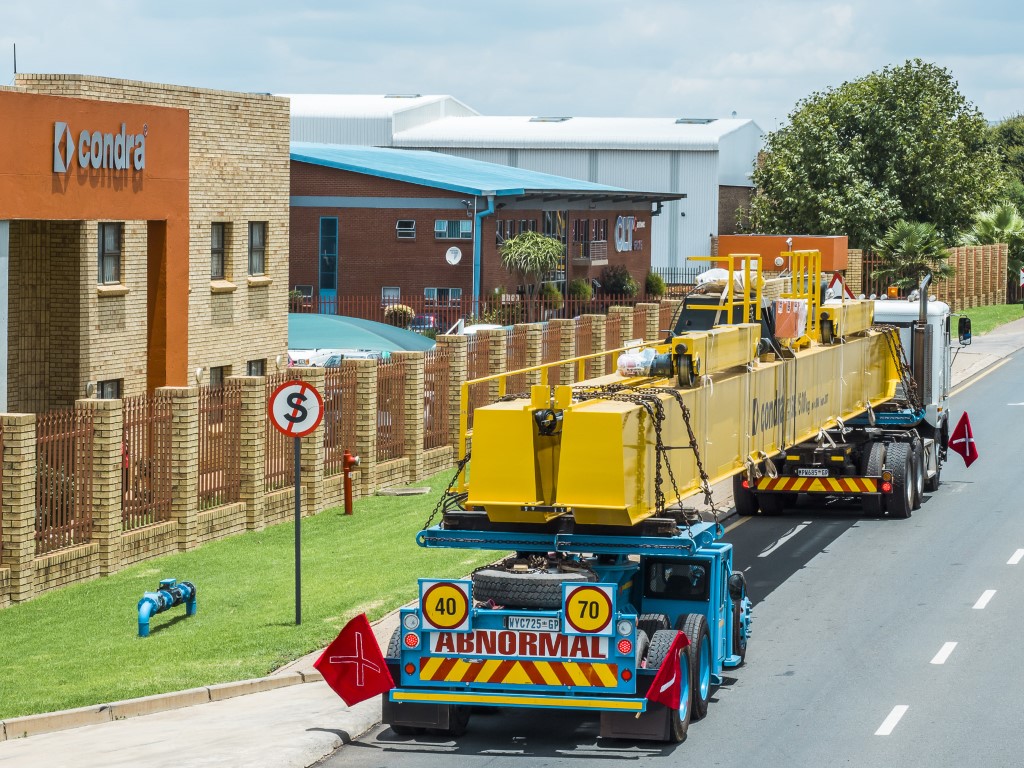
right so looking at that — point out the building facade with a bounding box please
[0,75,291,411]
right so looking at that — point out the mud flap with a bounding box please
[381,697,453,731]
[600,704,672,741]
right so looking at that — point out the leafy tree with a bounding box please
[599,264,639,297]
[960,202,1024,279]
[871,220,954,291]
[567,278,593,301]
[750,59,1003,248]
[499,230,564,321]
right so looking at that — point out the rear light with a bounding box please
[882,470,893,483]
[621,668,633,682]
[617,638,633,655]
[742,479,750,489]
[881,481,892,493]
[404,663,415,675]
[403,632,420,649]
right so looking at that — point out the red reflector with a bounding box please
[617,639,633,655]
[742,479,750,489]
[404,663,415,675]
[621,668,632,682]
[403,632,419,648]
[881,481,892,493]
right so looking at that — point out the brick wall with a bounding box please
[717,186,754,236]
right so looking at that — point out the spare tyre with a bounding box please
[472,565,596,609]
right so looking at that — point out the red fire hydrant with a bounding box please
[342,450,360,515]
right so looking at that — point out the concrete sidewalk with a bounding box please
[1,317,1020,768]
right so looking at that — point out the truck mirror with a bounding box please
[958,316,972,346]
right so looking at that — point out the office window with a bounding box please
[98,222,122,285]
[319,217,338,292]
[382,286,401,305]
[396,220,416,239]
[248,222,267,276]
[247,359,266,377]
[97,379,122,399]
[211,223,227,280]
[434,219,473,240]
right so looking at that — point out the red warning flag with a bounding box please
[645,631,691,710]
[949,412,979,468]
[314,613,394,706]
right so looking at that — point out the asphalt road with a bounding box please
[318,349,1024,768]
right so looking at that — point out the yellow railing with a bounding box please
[685,253,764,323]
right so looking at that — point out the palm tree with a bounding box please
[871,220,954,292]
[960,202,1024,279]
[500,231,565,322]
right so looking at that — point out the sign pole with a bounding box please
[294,435,302,626]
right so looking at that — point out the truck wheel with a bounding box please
[676,614,712,720]
[757,493,784,515]
[910,440,924,510]
[635,629,651,668]
[471,566,596,609]
[439,705,471,737]
[638,613,670,642]
[647,629,691,742]
[861,442,885,517]
[386,628,401,659]
[732,473,758,516]
[924,461,941,492]
[886,443,913,519]
[728,572,748,665]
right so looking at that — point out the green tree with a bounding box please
[987,115,1024,213]
[871,220,954,291]
[500,230,564,321]
[960,202,1024,279]
[750,59,1003,248]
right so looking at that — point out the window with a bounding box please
[382,286,401,305]
[97,379,122,399]
[434,219,473,240]
[247,359,266,376]
[594,218,609,241]
[211,223,227,280]
[98,223,122,285]
[319,217,338,292]
[643,559,710,602]
[248,222,267,276]
[210,366,228,388]
[424,287,463,305]
[396,220,416,240]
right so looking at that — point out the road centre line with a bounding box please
[757,522,812,558]
[973,590,996,610]
[875,705,909,736]
[948,358,1009,398]
[930,642,957,665]
[1008,549,1024,565]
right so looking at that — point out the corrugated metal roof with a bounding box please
[282,93,478,119]
[290,143,627,196]
[392,116,761,151]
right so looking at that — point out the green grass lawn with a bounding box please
[0,469,498,719]
[961,302,1024,336]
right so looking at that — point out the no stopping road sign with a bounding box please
[268,380,324,438]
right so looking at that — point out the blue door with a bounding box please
[319,217,338,313]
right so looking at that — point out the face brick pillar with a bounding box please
[638,303,660,342]
[548,319,576,386]
[231,376,266,531]
[522,324,543,388]
[586,314,607,377]
[393,352,425,482]
[290,367,326,517]
[78,398,123,576]
[436,335,467,452]
[158,386,199,551]
[481,329,506,401]
[1,413,36,604]
[346,359,378,498]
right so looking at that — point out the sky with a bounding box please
[2,0,1023,132]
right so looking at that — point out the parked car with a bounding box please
[410,314,439,333]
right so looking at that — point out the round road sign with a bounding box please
[421,581,470,631]
[564,584,613,634]
[268,380,324,438]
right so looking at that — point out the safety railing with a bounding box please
[323,367,358,476]
[122,393,173,531]
[198,382,241,510]
[504,326,530,397]
[264,373,296,492]
[376,357,407,462]
[423,348,451,450]
[35,407,94,556]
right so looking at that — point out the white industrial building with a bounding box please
[285,94,762,270]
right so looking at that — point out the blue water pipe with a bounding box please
[138,578,197,638]
[472,194,496,317]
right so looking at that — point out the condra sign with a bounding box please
[53,121,147,173]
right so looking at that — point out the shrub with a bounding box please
[645,272,666,297]
[383,304,414,328]
[539,282,564,310]
[600,264,639,297]
[567,278,593,301]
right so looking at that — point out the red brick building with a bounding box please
[289,144,680,317]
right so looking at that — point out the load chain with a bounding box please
[872,325,922,411]
[421,450,471,531]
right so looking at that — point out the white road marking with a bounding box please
[1008,549,1024,565]
[973,590,997,610]
[757,522,812,558]
[875,705,909,736]
[930,642,957,665]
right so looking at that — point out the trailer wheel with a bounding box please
[638,613,670,642]
[924,460,941,493]
[438,705,471,737]
[886,442,913,519]
[471,566,596,609]
[757,493,785,515]
[386,628,401,659]
[676,614,712,721]
[728,572,749,665]
[635,629,651,668]
[910,440,924,510]
[647,629,691,742]
[861,442,885,517]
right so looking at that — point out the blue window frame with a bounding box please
[319,217,338,292]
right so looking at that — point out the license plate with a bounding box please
[796,468,829,477]
[504,616,560,632]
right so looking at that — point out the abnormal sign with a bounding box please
[268,380,324,438]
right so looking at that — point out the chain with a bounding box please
[421,450,472,530]
[872,325,921,411]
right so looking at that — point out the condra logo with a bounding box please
[53,121,147,173]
